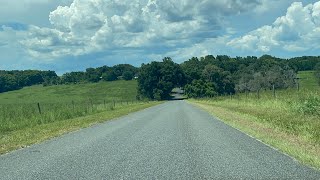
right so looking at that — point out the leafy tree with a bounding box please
[96,65,110,75]
[288,56,320,71]
[0,74,19,92]
[184,80,217,98]
[0,70,59,92]
[61,72,86,84]
[235,73,252,97]
[202,64,235,95]
[138,57,185,100]
[235,65,296,98]
[85,68,100,83]
[248,72,266,98]
[265,66,282,89]
[113,64,138,78]
[281,66,296,88]
[180,57,202,84]
[123,71,134,81]
[102,70,117,81]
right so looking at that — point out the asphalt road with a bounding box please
[1,101,320,179]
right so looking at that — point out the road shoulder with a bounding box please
[188,100,320,170]
[0,102,162,155]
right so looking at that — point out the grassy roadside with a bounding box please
[0,101,161,155]
[0,80,141,133]
[188,71,320,169]
[189,96,320,170]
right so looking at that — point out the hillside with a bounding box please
[0,80,138,105]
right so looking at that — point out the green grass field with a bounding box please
[298,71,319,91]
[0,80,138,104]
[190,71,320,169]
[0,80,140,132]
[0,80,162,154]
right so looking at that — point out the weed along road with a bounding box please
[1,101,320,179]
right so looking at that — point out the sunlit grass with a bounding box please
[0,80,138,104]
[190,71,320,169]
[0,102,161,154]
[0,80,140,133]
[0,80,163,154]
[298,70,319,91]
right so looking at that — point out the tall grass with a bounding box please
[196,72,320,143]
[0,100,140,133]
[190,70,320,168]
[0,80,142,134]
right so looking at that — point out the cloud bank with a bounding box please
[2,0,320,72]
[228,1,320,53]
[21,0,262,59]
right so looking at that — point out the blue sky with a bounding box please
[0,0,320,74]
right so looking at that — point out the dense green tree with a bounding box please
[184,64,235,98]
[95,66,110,75]
[288,56,320,71]
[180,57,202,84]
[85,68,101,83]
[0,70,58,92]
[0,74,19,92]
[61,72,86,84]
[184,80,217,98]
[113,64,138,78]
[123,71,134,81]
[138,57,185,100]
[102,70,117,81]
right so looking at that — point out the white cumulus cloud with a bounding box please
[20,0,262,58]
[228,1,320,52]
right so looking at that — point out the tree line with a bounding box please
[0,70,58,93]
[60,64,138,84]
[1,55,320,96]
[0,64,138,93]
[138,55,320,100]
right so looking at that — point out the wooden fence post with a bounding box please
[37,103,42,114]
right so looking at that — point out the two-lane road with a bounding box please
[1,101,319,179]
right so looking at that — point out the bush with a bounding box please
[295,95,320,116]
